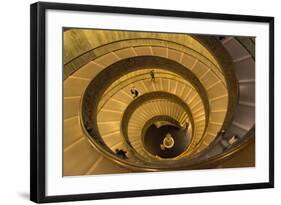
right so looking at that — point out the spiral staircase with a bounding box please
[63,29,255,176]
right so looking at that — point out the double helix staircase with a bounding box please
[63,29,255,176]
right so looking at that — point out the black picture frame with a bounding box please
[30,1,274,203]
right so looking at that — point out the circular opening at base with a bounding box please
[143,121,191,159]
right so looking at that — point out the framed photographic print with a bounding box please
[30,1,274,203]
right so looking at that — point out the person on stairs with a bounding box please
[150,70,155,82]
[115,149,128,159]
[130,86,139,98]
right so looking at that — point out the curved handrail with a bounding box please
[66,35,254,169]
[98,70,205,111]
[121,96,194,161]
[64,37,225,82]
[83,69,230,163]
[80,113,255,171]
